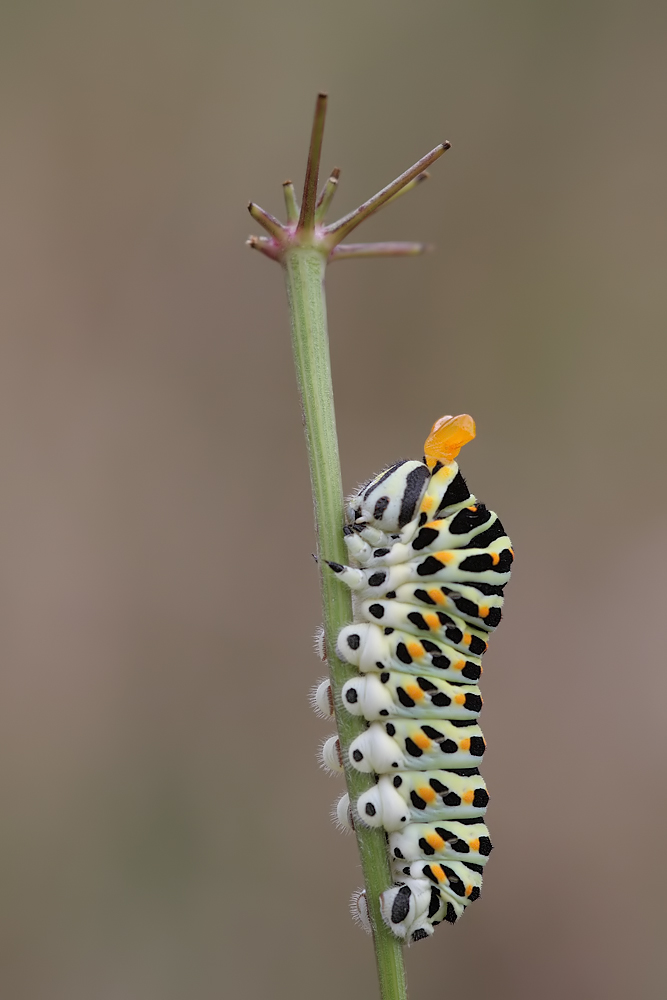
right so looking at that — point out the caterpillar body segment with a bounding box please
[381,856,485,940]
[356,771,489,830]
[391,581,506,632]
[344,500,507,569]
[391,860,484,905]
[339,585,505,637]
[327,541,512,595]
[389,819,492,866]
[338,622,484,684]
[356,599,490,657]
[342,670,482,722]
[325,415,512,943]
[348,719,486,773]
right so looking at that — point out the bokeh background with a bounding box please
[1,2,666,998]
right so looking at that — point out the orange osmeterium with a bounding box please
[423,413,476,470]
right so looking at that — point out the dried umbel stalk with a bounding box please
[247,94,512,1000]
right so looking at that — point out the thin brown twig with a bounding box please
[324,143,449,245]
[297,93,328,232]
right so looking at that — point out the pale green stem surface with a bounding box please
[283,246,408,1000]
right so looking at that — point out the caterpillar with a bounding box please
[314,414,513,944]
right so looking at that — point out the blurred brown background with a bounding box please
[1,1,666,998]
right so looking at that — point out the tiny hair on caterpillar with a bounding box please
[313,414,513,944]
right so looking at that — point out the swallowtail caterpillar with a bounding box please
[313,414,513,944]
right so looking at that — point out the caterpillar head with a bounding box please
[347,460,430,533]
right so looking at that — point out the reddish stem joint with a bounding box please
[246,93,450,263]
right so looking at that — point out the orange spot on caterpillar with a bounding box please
[426,831,446,851]
[421,496,434,511]
[469,838,480,852]
[466,505,477,512]
[428,588,446,605]
[462,790,475,804]
[413,731,432,750]
[453,659,465,671]
[431,863,446,882]
[454,694,466,705]
[459,738,471,750]
[407,641,424,659]
[465,884,473,897]
[417,785,437,803]
[424,613,440,630]
[479,606,490,618]
[463,632,472,645]
[405,684,424,701]
[435,551,453,564]
[491,552,500,566]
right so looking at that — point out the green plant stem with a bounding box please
[283,246,408,1000]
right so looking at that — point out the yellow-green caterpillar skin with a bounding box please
[357,770,488,829]
[342,670,482,722]
[325,419,512,944]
